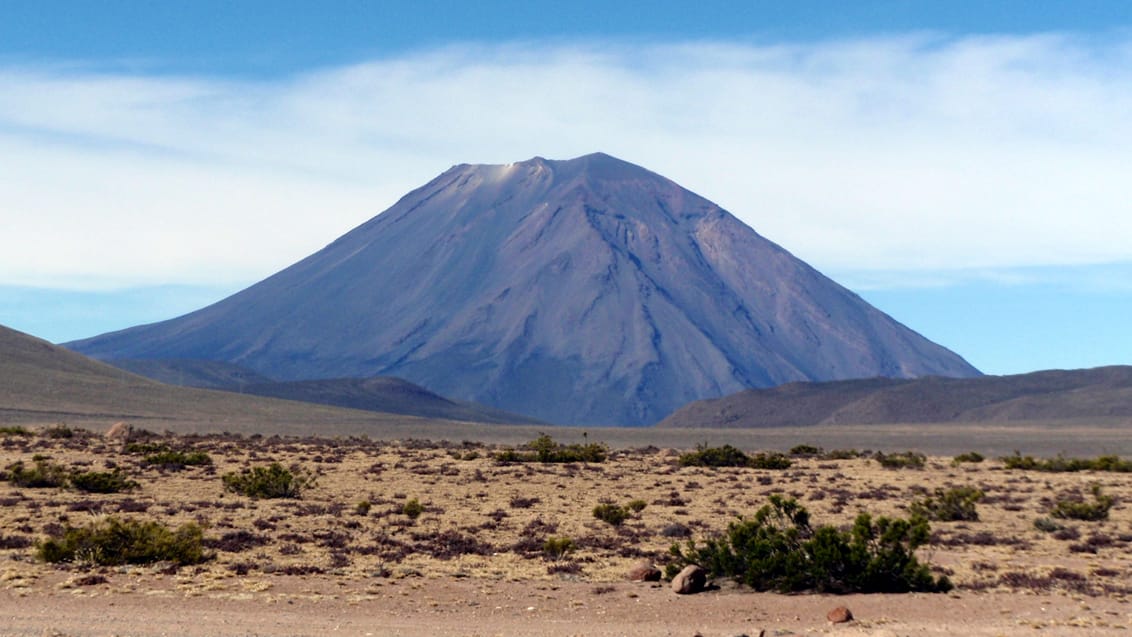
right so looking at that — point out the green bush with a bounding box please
[3,460,69,488]
[749,452,792,470]
[543,536,576,560]
[679,444,750,467]
[1050,484,1114,521]
[952,451,985,465]
[70,469,139,494]
[42,424,76,439]
[222,462,314,499]
[626,499,648,513]
[593,503,629,527]
[1033,517,1063,533]
[667,495,950,594]
[678,445,793,470]
[143,449,212,470]
[789,444,823,457]
[909,486,983,522]
[493,435,608,463]
[874,451,926,469]
[402,498,425,519]
[355,500,372,516]
[1001,452,1132,473]
[0,426,32,437]
[124,442,171,454]
[37,516,205,566]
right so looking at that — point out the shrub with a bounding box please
[402,498,425,519]
[788,444,823,457]
[593,503,629,527]
[874,451,926,469]
[143,449,212,470]
[679,444,750,468]
[69,469,139,494]
[667,495,951,594]
[0,426,32,437]
[1033,517,1063,533]
[222,463,314,499]
[543,536,576,560]
[1001,452,1132,473]
[3,460,69,488]
[749,452,792,470]
[354,500,372,516]
[626,499,648,513]
[952,452,985,465]
[42,424,76,439]
[910,486,983,522]
[493,435,608,463]
[1050,484,1114,521]
[36,517,206,566]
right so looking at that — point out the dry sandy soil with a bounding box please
[3,424,1132,636]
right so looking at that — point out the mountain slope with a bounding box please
[657,366,1132,428]
[68,153,979,425]
[0,324,445,434]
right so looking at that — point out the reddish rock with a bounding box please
[671,565,707,594]
[627,561,662,582]
[827,605,853,623]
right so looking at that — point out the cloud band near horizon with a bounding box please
[3,34,1131,290]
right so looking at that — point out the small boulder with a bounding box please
[627,560,662,582]
[671,565,707,594]
[827,605,853,623]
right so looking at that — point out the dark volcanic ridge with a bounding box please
[657,366,1132,428]
[67,152,979,426]
[107,359,542,425]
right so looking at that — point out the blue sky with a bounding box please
[2,1,1132,375]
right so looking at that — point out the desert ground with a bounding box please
[3,422,1132,636]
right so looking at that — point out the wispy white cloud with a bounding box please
[3,34,1132,290]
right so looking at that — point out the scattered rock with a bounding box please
[627,560,661,582]
[827,605,854,623]
[671,565,707,594]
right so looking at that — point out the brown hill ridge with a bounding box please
[656,366,1132,428]
[106,359,543,425]
[0,324,463,434]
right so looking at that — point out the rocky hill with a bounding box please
[656,366,1132,427]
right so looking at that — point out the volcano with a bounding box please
[68,153,979,425]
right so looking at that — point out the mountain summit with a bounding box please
[68,153,979,425]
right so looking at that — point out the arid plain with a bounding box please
[3,422,1132,636]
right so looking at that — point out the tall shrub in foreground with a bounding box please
[37,517,205,566]
[668,495,950,594]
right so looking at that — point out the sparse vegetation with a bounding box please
[543,536,576,560]
[593,503,629,527]
[910,486,983,522]
[1050,484,1114,521]
[952,451,985,465]
[678,444,792,469]
[3,459,69,488]
[222,462,315,499]
[69,468,139,494]
[1001,452,1132,473]
[667,495,951,594]
[0,426,32,437]
[36,517,206,566]
[402,498,425,519]
[142,449,212,470]
[493,434,608,463]
[874,450,926,469]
